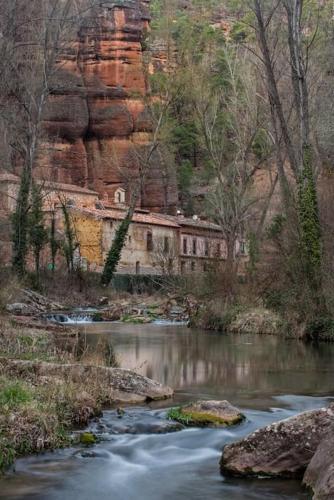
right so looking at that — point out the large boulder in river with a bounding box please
[221,404,334,478]
[303,431,334,499]
[168,400,244,427]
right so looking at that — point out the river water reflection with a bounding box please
[82,323,334,407]
[2,323,334,499]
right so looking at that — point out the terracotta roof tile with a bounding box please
[153,213,222,232]
[72,206,222,232]
[71,207,181,228]
[0,173,98,196]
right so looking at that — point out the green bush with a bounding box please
[305,316,334,341]
[191,303,244,332]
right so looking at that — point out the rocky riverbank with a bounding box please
[0,317,172,472]
[221,403,334,498]
[5,288,191,325]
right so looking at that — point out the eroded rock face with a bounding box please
[168,400,244,427]
[303,432,334,500]
[38,0,177,213]
[220,405,334,478]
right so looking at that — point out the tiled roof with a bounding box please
[72,206,223,232]
[71,206,181,228]
[178,217,222,232]
[0,173,20,183]
[0,173,98,196]
[43,181,98,196]
[153,213,222,232]
[0,172,222,233]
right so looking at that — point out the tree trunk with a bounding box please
[12,166,31,277]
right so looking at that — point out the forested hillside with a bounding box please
[146,0,334,335]
[0,0,333,335]
[2,3,334,497]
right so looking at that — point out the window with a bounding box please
[136,261,140,274]
[192,238,197,255]
[183,237,188,255]
[181,261,186,274]
[205,240,209,257]
[114,188,125,204]
[240,241,246,255]
[147,231,153,251]
[216,243,221,257]
[203,262,208,272]
[164,236,169,253]
[191,261,196,272]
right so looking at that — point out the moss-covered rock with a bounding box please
[167,400,245,428]
[121,315,152,324]
[79,432,97,446]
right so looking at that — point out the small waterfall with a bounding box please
[46,311,102,324]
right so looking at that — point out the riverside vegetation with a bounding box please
[1,0,334,341]
[0,286,173,472]
[1,0,334,496]
[0,319,102,471]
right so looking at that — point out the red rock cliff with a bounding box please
[37,0,177,213]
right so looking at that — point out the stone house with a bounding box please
[0,173,246,275]
[70,206,181,275]
[0,173,99,267]
[69,206,247,275]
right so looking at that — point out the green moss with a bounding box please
[92,312,103,322]
[79,432,97,446]
[167,407,193,426]
[167,407,243,427]
[121,315,148,324]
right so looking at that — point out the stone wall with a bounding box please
[102,219,179,275]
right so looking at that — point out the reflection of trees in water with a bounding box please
[82,326,334,396]
[77,333,119,367]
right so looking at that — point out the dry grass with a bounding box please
[0,319,77,363]
[0,271,21,312]
[0,319,120,472]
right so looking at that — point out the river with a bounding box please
[2,323,334,499]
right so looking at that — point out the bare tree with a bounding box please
[250,0,324,306]
[191,46,275,290]
[0,0,96,276]
[153,235,179,276]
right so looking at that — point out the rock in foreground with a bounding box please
[168,400,244,427]
[221,405,334,478]
[303,432,334,499]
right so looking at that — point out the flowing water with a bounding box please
[2,323,334,500]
